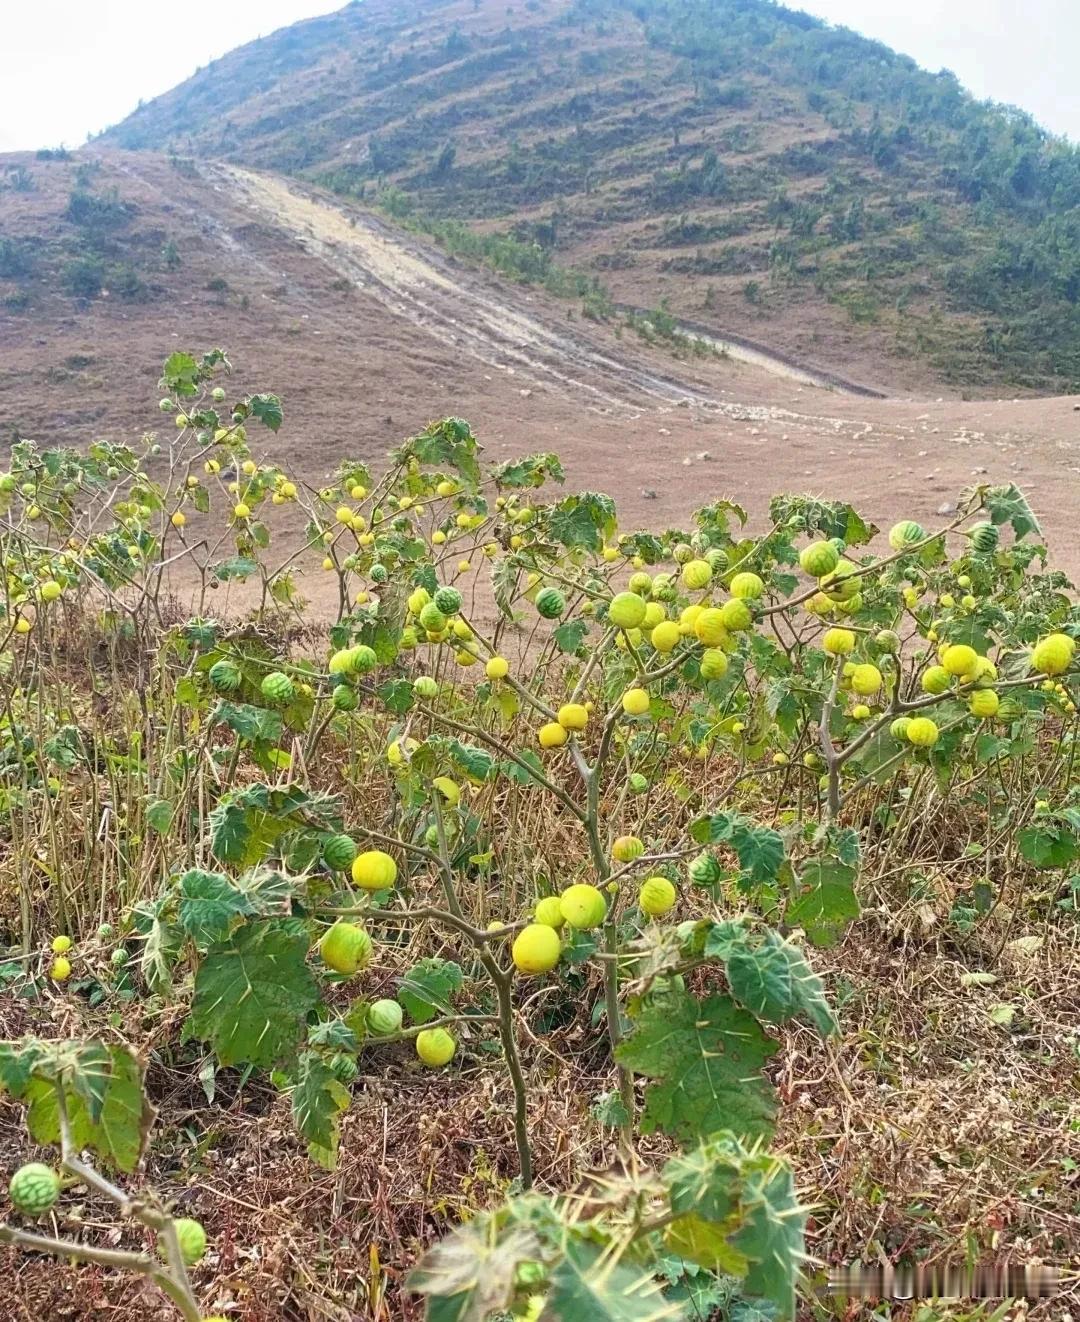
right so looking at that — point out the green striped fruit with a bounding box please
[260,671,294,705]
[208,660,242,693]
[368,999,404,1035]
[535,587,565,619]
[9,1163,59,1216]
[323,834,358,871]
[434,586,463,616]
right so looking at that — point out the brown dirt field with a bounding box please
[3,150,1079,600]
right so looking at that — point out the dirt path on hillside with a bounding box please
[216,164,883,415]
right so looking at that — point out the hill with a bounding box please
[100,0,1080,394]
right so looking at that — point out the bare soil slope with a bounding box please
[3,150,1078,584]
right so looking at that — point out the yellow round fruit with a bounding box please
[681,559,713,590]
[512,924,562,974]
[849,664,882,696]
[539,721,569,749]
[822,628,856,656]
[942,644,979,677]
[851,703,871,720]
[51,935,71,954]
[641,602,665,630]
[14,617,32,635]
[719,598,752,632]
[416,1028,456,1067]
[651,620,681,653]
[558,703,589,731]
[433,776,461,806]
[351,850,398,890]
[969,688,999,718]
[233,503,251,520]
[679,604,703,635]
[609,592,647,630]
[534,896,565,928]
[319,921,372,975]
[906,717,940,748]
[638,876,677,917]
[486,656,509,680]
[729,572,764,601]
[694,608,727,646]
[612,834,644,863]
[1032,633,1076,676]
[559,883,607,929]
[50,957,71,981]
[700,648,729,681]
[336,506,353,524]
[621,688,650,716]
[387,737,418,766]
[921,665,951,695]
[170,511,186,529]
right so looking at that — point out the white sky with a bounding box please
[1,0,1078,153]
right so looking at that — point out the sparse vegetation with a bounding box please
[1,351,1079,1317]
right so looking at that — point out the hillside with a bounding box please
[100,0,1080,394]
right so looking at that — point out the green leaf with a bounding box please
[190,921,319,1068]
[500,749,546,787]
[25,1045,154,1173]
[212,555,258,582]
[543,1238,681,1321]
[665,1213,748,1274]
[249,393,284,432]
[553,618,588,654]
[144,797,175,834]
[397,958,463,1025]
[407,1218,540,1319]
[178,869,255,947]
[1018,822,1077,869]
[547,492,617,552]
[786,861,860,947]
[211,701,283,744]
[730,822,786,886]
[616,991,777,1146]
[378,678,415,715]
[724,931,836,1035]
[0,1040,48,1098]
[985,482,1040,539]
[160,351,200,396]
[397,417,480,488]
[291,1050,351,1170]
[730,1155,806,1321]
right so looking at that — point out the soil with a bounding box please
[2,150,1078,595]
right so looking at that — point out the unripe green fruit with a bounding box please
[160,1218,206,1266]
[9,1163,59,1215]
[351,645,377,675]
[628,772,649,795]
[332,684,358,711]
[208,659,242,693]
[368,999,405,1034]
[418,603,447,633]
[260,671,294,705]
[535,587,565,619]
[688,852,722,886]
[159,398,175,412]
[875,629,900,652]
[322,834,358,871]
[969,522,999,554]
[433,586,462,615]
[888,519,925,551]
[413,675,439,699]
[111,947,129,967]
[97,922,114,939]
[370,563,388,584]
[331,1053,359,1083]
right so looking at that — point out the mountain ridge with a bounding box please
[97,0,1080,394]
